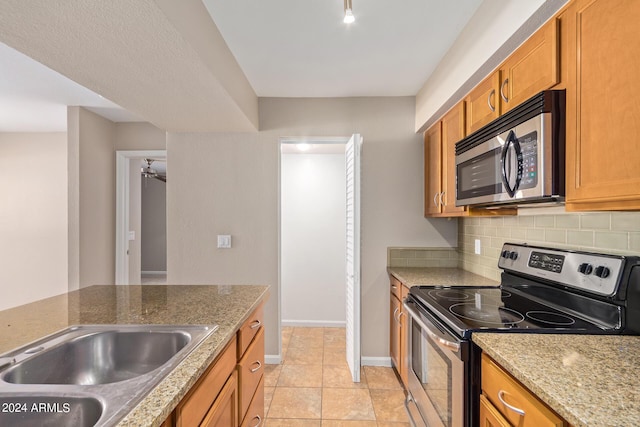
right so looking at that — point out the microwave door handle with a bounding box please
[501,130,523,197]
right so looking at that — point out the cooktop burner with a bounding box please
[410,284,612,338]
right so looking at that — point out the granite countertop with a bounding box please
[387,266,499,288]
[474,333,640,427]
[0,284,270,427]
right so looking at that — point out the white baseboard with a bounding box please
[281,320,346,328]
[265,354,282,364]
[361,356,392,367]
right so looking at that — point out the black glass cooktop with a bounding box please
[409,285,619,339]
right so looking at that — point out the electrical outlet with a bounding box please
[217,235,232,249]
[474,239,481,255]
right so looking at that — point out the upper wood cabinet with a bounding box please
[424,121,442,216]
[499,18,559,113]
[465,72,501,135]
[465,16,560,137]
[564,0,640,210]
[424,102,467,217]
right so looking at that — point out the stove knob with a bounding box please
[595,266,610,278]
[578,263,593,275]
[501,250,510,259]
[509,251,518,260]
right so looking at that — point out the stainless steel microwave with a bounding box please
[455,90,565,207]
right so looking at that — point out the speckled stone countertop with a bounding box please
[0,284,270,427]
[474,333,640,427]
[387,267,499,288]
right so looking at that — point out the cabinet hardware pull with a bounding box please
[487,89,496,112]
[398,311,405,327]
[498,390,525,416]
[433,193,439,207]
[250,320,261,329]
[440,191,446,207]
[500,78,509,103]
[391,285,397,290]
[250,415,262,427]
[250,360,262,373]
[393,307,400,322]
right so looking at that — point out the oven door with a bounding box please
[403,298,467,427]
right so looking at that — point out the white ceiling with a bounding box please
[203,0,483,97]
[0,0,483,132]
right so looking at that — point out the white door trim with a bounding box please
[115,150,166,285]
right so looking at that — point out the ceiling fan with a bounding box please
[141,158,166,182]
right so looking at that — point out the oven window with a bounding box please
[412,321,453,426]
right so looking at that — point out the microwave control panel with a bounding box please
[518,130,538,189]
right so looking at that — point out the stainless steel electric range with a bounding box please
[403,243,640,427]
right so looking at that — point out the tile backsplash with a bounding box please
[459,212,640,281]
[388,247,459,268]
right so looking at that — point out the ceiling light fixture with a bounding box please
[343,0,355,24]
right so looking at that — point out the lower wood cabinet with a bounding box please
[166,304,266,427]
[200,371,239,427]
[389,276,409,388]
[481,354,566,427]
[175,336,237,427]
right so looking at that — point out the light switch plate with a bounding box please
[128,231,136,241]
[217,235,232,249]
[474,239,481,255]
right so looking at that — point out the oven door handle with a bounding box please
[404,301,460,352]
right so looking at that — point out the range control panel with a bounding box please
[528,251,565,273]
[498,243,625,297]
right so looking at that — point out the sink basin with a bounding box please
[0,324,218,426]
[3,330,190,385]
[0,394,103,427]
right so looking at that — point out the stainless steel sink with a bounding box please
[3,329,191,385]
[0,324,218,426]
[0,394,103,427]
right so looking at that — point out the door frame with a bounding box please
[115,150,166,285]
[276,136,356,366]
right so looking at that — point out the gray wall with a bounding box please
[141,176,167,272]
[167,97,458,360]
[0,132,68,310]
[68,107,116,289]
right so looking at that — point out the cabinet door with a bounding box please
[500,17,559,113]
[424,122,442,216]
[441,101,467,215]
[482,354,565,427]
[565,0,640,210]
[200,371,238,427]
[479,394,511,427]
[237,327,264,424]
[389,292,401,373]
[465,72,500,134]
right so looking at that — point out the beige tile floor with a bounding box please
[263,326,410,427]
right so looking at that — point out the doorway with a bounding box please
[278,135,362,381]
[115,150,167,285]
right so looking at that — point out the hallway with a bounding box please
[263,326,410,426]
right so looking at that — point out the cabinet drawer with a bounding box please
[176,336,237,427]
[481,354,565,427]
[240,375,264,427]
[390,276,402,299]
[200,371,238,427]
[237,304,264,358]
[238,327,265,421]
